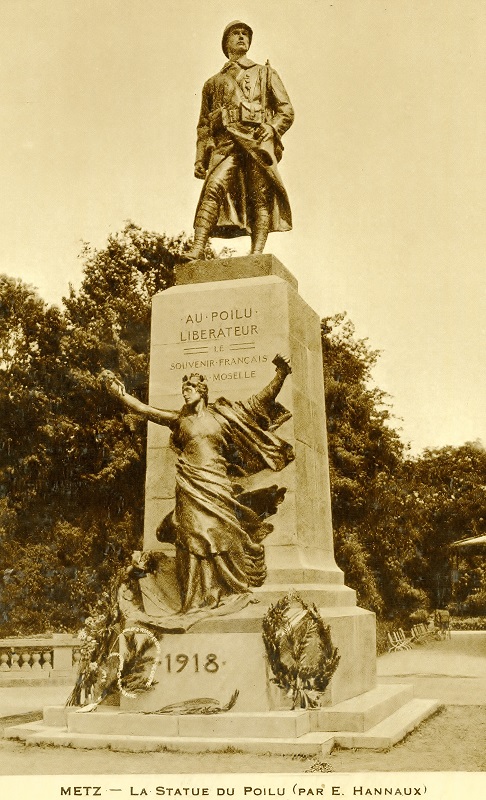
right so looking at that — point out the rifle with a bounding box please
[261,59,270,122]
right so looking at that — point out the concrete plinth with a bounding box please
[146,256,340,570]
[131,254,378,711]
[145,256,334,573]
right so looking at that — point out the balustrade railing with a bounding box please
[0,634,81,684]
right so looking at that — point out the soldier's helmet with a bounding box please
[222,21,253,58]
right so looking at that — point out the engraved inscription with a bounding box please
[174,305,269,381]
[179,307,259,344]
[163,653,220,673]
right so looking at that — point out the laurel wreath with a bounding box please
[262,591,340,709]
[115,626,161,699]
[67,625,161,711]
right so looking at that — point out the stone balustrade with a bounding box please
[0,634,82,685]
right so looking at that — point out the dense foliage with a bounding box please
[1,224,484,635]
[322,314,428,617]
[322,315,486,616]
[406,442,486,611]
[0,223,184,633]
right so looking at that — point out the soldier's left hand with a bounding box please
[256,123,274,142]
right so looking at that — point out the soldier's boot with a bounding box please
[181,226,210,262]
[181,202,218,262]
[250,211,270,254]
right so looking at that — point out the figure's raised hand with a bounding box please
[272,354,292,376]
[99,369,126,397]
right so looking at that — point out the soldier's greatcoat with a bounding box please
[194,56,294,237]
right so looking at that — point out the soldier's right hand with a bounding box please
[194,161,207,180]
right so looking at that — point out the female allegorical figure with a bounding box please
[101,356,294,624]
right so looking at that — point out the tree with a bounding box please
[0,274,67,520]
[321,313,428,617]
[0,224,192,634]
[407,440,486,609]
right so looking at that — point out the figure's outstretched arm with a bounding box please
[253,355,292,405]
[242,355,292,431]
[99,370,178,427]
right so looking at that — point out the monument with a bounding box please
[6,20,439,756]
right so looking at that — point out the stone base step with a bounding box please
[251,584,357,607]
[312,683,414,732]
[4,721,48,740]
[5,722,335,757]
[332,698,442,749]
[68,708,312,739]
[47,684,415,739]
[0,675,74,687]
[5,694,441,754]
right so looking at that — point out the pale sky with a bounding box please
[1,0,485,455]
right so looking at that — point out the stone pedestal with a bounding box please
[127,254,376,711]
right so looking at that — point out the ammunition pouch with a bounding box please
[210,102,265,136]
[239,100,264,126]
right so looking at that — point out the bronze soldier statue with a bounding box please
[183,21,294,261]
